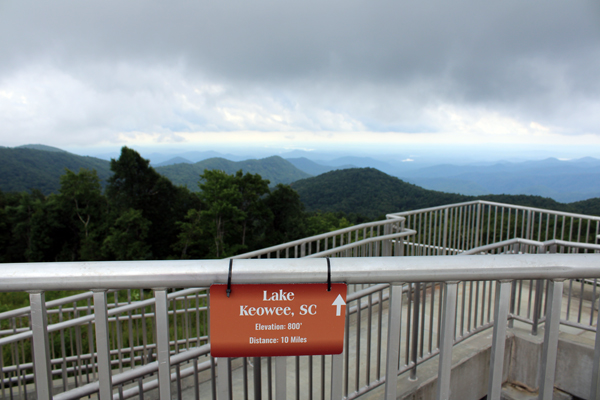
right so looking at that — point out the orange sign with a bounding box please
[210,283,347,357]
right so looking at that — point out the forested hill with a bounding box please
[291,168,600,219]
[0,146,311,195]
[0,147,112,194]
[156,156,311,190]
[291,168,470,219]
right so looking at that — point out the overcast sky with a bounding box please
[1,0,599,159]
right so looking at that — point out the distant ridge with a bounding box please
[154,157,193,167]
[16,144,68,153]
[285,157,355,176]
[290,167,595,219]
[0,146,111,194]
[399,157,600,203]
[291,168,469,219]
[156,156,311,190]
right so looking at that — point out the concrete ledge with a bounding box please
[357,330,513,400]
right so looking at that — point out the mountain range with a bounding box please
[2,145,600,206]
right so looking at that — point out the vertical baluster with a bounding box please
[320,355,325,400]
[93,290,113,400]
[127,291,135,369]
[331,351,344,400]
[308,356,314,400]
[376,289,383,380]
[442,209,449,255]
[1,341,6,399]
[267,357,273,400]
[428,283,436,354]
[217,358,231,400]
[193,359,199,400]
[419,283,426,359]
[344,305,350,397]
[74,301,83,387]
[253,357,262,400]
[275,357,286,400]
[436,282,458,400]
[29,292,52,400]
[487,281,512,400]
[492,206,498,244]
[86,297,96,381]
[154,289,172,400]
[113,292,124,373]
[474,203,481,248]
[141,290,149,365]
[355,297,361,391]
[538,279,564,400]
[466,204,472,250]
[591,307,600,399]
[366,293,373,384]
[58,306,67,392]
[384,283,403,400]
[295,356,299,400]
[243,357,248,400]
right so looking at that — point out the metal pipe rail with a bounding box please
[2,254,600,400]
[233,218,407,259]
[387,200,600,256]
[2,254,600,291]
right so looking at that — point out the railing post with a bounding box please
[508,280,517,328]
[409,282,420,381]
[384,283,404,400]
[92,290,113,400]
[331,352,344,399]
[29,291,53,400]
[442,209,448,256]
[383,223,391,256]
[532,279,544,336]
[217,358,232,400]
[538,279,564,400]
[275,357,286,399]
[474,203,481,248]
[437,282,458,400]
[532,245,546,336]
[399,220,406,257]
[487,280,512,400]
[253,357,262,400]
[154,289,172,400]
[591,316,600,399]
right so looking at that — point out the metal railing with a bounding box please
[233,218,413,259]
[1,200,600,400]
[387,200,600,255]
[1,255,600,400]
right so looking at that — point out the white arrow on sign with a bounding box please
[332,294,346,316]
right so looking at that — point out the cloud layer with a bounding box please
[1,0,599,148]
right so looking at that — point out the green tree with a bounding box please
[173,209,206,259]
[264,184,308,246]
[234,170,271,249]
[102,208,152,260]
[57,168,107,261]
[106,147,193,259]
[198,170,245,258]
[4,191,65,262]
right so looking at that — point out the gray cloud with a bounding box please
[0,0,598,144]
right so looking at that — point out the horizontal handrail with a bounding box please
[387,199,600,222]
[1,254,599,291]
[305,229,416,258]
[232,218,405,259]
[459,238,600,255]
